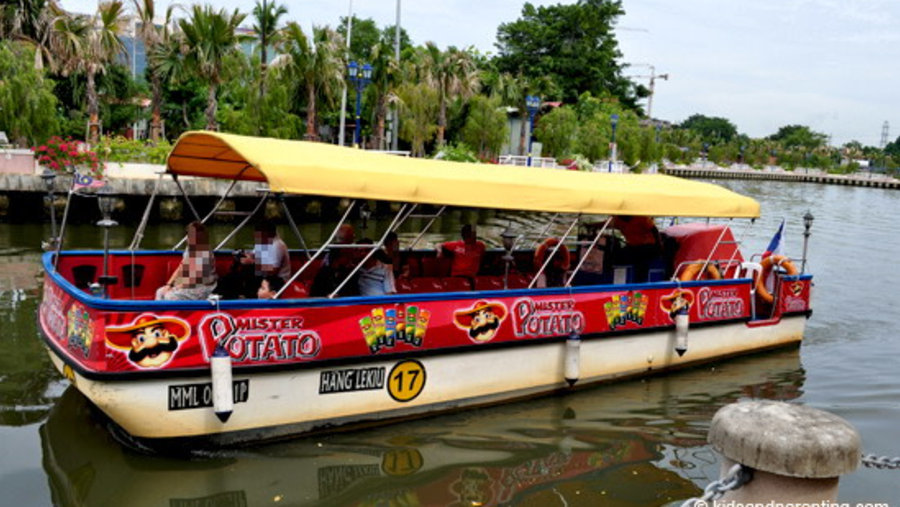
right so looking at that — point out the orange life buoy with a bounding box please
[756,255,798,304]
[678,261,722,281]
[534,238,571,271]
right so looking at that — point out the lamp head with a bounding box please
[501,228,517,252]
[97,184,115,217]
[40,167,56,191]
[362,63,372,80]
[348,60,358,78]
[803,210,814,231]
[610,113,619,126]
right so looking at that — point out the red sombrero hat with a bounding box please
[105,314,190,349]
[453,301,507,328]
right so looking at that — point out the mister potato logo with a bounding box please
[105,314,190,369]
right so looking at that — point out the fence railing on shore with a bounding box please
[664,164,900,189]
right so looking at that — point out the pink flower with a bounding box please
[49,161,59,169]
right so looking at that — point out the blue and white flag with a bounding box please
[763,219,785,258]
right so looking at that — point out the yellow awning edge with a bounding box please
[166,131,760,218]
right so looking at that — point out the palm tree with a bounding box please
[368,38,400,150]
[131,0,177,141]
[1,0,57,70]
[421,42,479,147]
[178,5,249,131]
[50,1,126,144]
[275,22,343,141]
[251,0,286,85]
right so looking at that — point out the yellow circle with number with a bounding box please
[387,360,426,402]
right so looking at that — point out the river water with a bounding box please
[0,179,898,506]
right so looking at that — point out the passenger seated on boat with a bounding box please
[357,238,397,297]
[437,224,486,282]
[243,222,291,280]
[571,229,608,285]
[383,231,410,280]
[155,221,218,301]
[257,275,285,299]
[310,224,364,297]
[611,215,662,283]
[533,238,570,288]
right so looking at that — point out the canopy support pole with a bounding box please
[172,167,249,250]
[172,173,201,222]
[406,205,445,251]
[529,215,580,289]
[277,193,311,259]
[274,201,357,299]
[328,204,410,299]
[52,187,76,271]
[130,172,164,251]
[565,217,612,287]
[214,191,270,251]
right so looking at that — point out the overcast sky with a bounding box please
[61,0,900,147]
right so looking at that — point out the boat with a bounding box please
[36,131,814,445]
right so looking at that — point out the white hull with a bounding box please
[47,316,805,442]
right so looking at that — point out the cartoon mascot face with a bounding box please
[453,301,507,343]
[105,314,190,368]
[660,289,694,319]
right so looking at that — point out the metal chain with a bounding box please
[862,453,900,470]
[681,464,753,507]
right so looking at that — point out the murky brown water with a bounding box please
[1,180,898,505]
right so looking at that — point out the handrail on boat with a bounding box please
[274,201,357,300]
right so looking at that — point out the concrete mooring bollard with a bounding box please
[707,400,860,502]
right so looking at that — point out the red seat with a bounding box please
[281,280,309,299]
[396,277,414,294]
[507,273,531,289]
[409,277,444,293]
[441,277,472,292]
[474,276,504,291]
[405,257,422,277]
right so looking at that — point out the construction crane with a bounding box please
[627,64,668,119]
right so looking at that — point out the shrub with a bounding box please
[96,136,172,165]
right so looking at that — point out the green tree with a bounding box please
[336,16,379,62]
[178,5,249,130]
[420,43,480,147]
[679,114,737,144]
[0,41,58,145]
[276,22,344,140]
[251,0,287,109]
[495,0,638,106]
[461,94,508,160]
[50,1,127,143]
[768,124,827,150]
[396,81,438,157]
[535,106,577,159]
[132,0,177,141]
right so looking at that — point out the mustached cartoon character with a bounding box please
[453,301,507,343]
[660,289,693,319]
[105,314,190,368]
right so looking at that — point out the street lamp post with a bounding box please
[40,168,57,249]
[608,114,619,172]
[525,95,541,166]
[348,61,372,149]
[801,211,814,274]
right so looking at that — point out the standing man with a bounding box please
[439,224,486,279]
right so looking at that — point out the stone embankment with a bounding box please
[664,164,900,189]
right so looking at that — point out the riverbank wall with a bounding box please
[663,164,900,189]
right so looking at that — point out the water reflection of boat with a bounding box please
[41,348,803,506]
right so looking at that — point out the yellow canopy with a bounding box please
[166,131,759,218]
